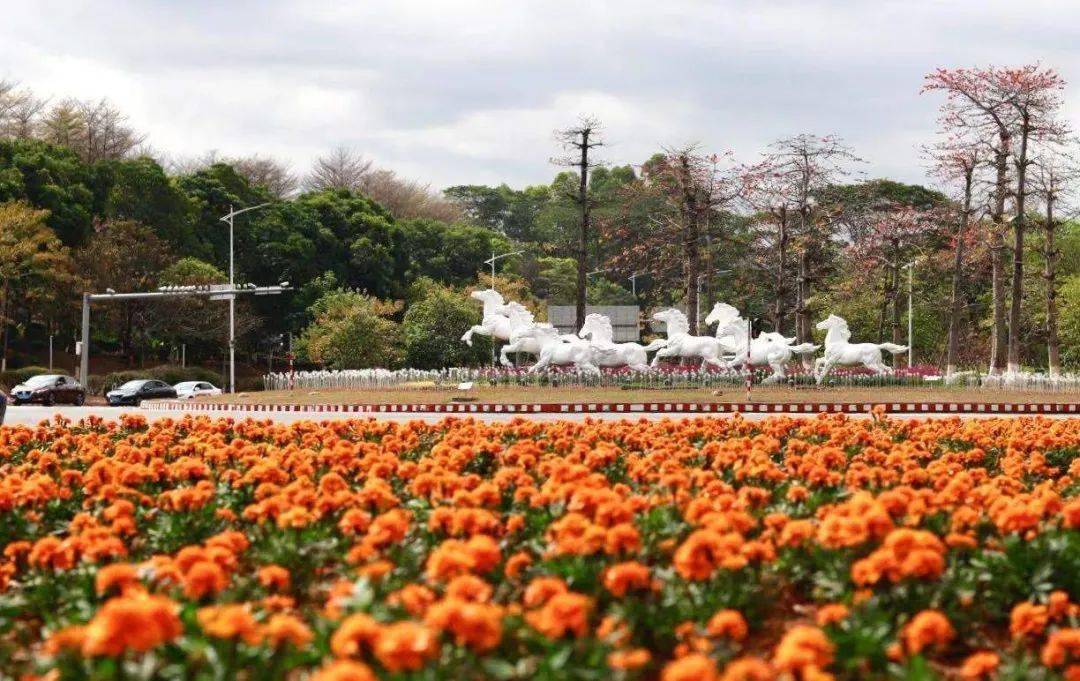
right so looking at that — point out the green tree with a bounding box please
[0,138,95,245]
[296,289,401,369]
[403,278,490,368]
[399,218,510,287]
[295,189,405,298]
[0,201,74,370]
[95,156,198,253]
[1059,274,1080,369]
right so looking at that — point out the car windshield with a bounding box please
[118,380,147,390]
[24,375,61,387]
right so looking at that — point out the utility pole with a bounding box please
[219,203,270,393]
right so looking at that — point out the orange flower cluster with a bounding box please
[0,412,1076,678]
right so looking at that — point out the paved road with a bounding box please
[3,404,1068,426]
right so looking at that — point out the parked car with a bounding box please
[106,379,177,406]
[0,390,6,424]
[10,374,87,406]
[174,381,222,399]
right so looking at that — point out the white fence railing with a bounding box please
[263,366,1080,393]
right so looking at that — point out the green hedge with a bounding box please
[100,365,223,394]
[0,366,56,391]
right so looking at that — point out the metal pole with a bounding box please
[228,205,235,394]
[630,274,636,298]
[745,317,753,401]
[48,334,53,370]
[79,293,90,383]
[181,343,186,368]
[907,262,914,367]
[491,250,496,288]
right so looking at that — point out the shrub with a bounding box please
[296,290,402,369]
[0,365,54,390]
[100,365,223,393]
[403,279,491,368]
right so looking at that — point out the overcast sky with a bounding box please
[3,1,1080,191]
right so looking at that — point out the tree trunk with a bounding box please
[575,130,591,331]
[676,154,701,335]
[774,208,787,333]
[0,277,7,372]
[1007,118,1029,374]
[1044,196,1060,376]
[945,171,973,376]
[988,145,1009,374]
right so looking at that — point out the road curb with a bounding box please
[142,400,1080,415]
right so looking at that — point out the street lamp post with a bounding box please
[481,249,524,365]
[219,203,270,393]
[629,272,647,299]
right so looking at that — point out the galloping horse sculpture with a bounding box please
[712,315,819,384]
[644,308,732,368]
[496,302,546,366]
[814,314,907,384]
[578,313,651,372]
[517,325,603,375]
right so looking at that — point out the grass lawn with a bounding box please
[207,384,1079,406]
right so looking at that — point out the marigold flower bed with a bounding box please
[1,412,1078,679]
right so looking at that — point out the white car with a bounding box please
[174,381,222,399]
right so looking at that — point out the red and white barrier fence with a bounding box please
[143,400,1080,415]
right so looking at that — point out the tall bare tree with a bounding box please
[0,81,46,139]
[1029,146,1079,376]
[231,155,299,198]
[553,117,605,329]
[305,147,374,192]
[927,137,983,375]
[766,134,861,345]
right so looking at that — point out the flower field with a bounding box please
[1,413,1079,680]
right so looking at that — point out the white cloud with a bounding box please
[2,1,1078,190]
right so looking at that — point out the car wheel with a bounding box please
[74,393,85,406]
[134,398,141,407]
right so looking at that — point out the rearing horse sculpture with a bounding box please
[462,289,528,347]
[814,314,907,384]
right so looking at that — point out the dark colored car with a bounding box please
[106,379,178,406]
[0,390,6,425]
[10,374,87,406]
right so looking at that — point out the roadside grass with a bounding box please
[203,384,1079,405]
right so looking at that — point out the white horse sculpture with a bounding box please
[578,314,651,372]
[814,314,907,384]
[712,315,819,384]
[643,308,732,368]
[516,325,602,375]
[462,289,526,347]
[496,302,545,366]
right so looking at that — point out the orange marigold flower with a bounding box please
[608,648,651,670]
[661,653,718,681]
[445,574,493,603]
[311,660,377,681]
[1010,601,1050,639]
[673,530,746,580]
[388,584,437,616]
[719,656,774,681]
[81,593,182,656]
[263,613,314,649]
[959,651,1000,680]
[525,591,592,639]
[1041,628,1080,668]
[815,604,850,627]
[371,621,437,672]
[95,563,140,596]
[330,613,382,658]
[504,551,532,581]
[257,564,291,592]
[523,576,568,608]
[706,609,749,642]
[183,560,229,600]
[603,561,652,597]
[902,610,955,655]
[773,625,834,674]
[197,604,262,645]
[425,597,503,652]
